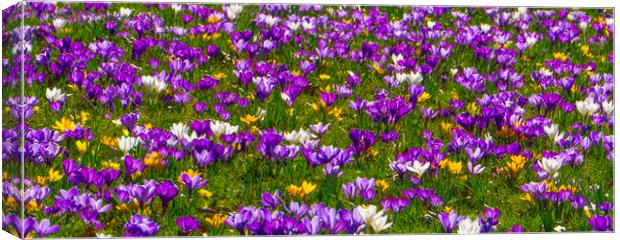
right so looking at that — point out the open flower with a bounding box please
[543,123,564,144]
[355,205,392,233]
[406,160,430,177]
[457,217,481,234]
[176,216,200,235]
[538,156,563,177]
[576,97,600,116]
[118,136,139,153]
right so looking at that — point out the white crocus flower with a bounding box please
[170,122,190,140]
[406,161,430,177]
[408,72,423,85]
[369,211,392,233]
[602,100,614,116]
[53,18,66,29]
[117,136,139,153]
[287,21,300,31]
[141,75,167,93]
[543,123,564,144]
[46,87,65,102]
[210,120,239,136]
[457,217,481,234]
[119,7,133,17]
[391,54,403,66]
[284,128,316,144]
[264,15,279,26]
[480,24,491,33]
[171,4,182,13]
[355,205,392,233]
[96,232,113,238]
[576,98,600,116]
[554,225,566,232]
[539,156,563,177]
[226,4,243,20]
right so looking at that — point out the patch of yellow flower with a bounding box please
[372,62,384,74]
[25,200,40,212]
[553,52,568,61]
[584,207,592,218]
[144,151,164,169]
[240,114,259,125]
[76,140,89,154]
[467,102,479,115]
[214,72,227,80]
[443,206,454,214]
[439,159,463,174]
[417,92,431,103]
[376,179,390,192]
[328,107,344,121]
[521,193,533,202]
[5,196,18,208]
[102,160,121,170]
[291,70,302,76]
[79,111,90,125]
[506,154,527,176]
[366,147,379,157]
[101,136,118,148]
[440,122,453,134]
[207,15,220,24]
[48,168,63,182]
[319,74,331,81]
[34,176,48,185]
[451,90,459,100]
[581,45,593,58]
[288,181,317,199]
[53,117,76,133]
[205,214,226,227]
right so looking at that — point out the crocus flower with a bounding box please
[406,160,430,177]
[124,214,160,237]
[438,210,464,233]
[34,219,61,238]
[589,215,612,231]
[457,217,481,234]
[156,180,179,215]
[46,87,66,112]
[260,189,283,209]
[180,172,208,202]
[176,216,200,235]
[538,156,563,177]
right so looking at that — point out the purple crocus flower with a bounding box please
[342,182,357,199]
[156,180,179,215]
[506,224,524,233]
[180,173,208,193]
[130,180,157,208]
[34,219,60,238]
[176,216,200,235]
[348,129,377,156]
[260,189,283,209]
[589,215,612,231]
[381,131,400,143]
[309,122,331,137]
[124,214,160,237]
[320,92,338,107]
[438,210,464,233]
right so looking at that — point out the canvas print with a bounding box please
[1,1,614,238]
